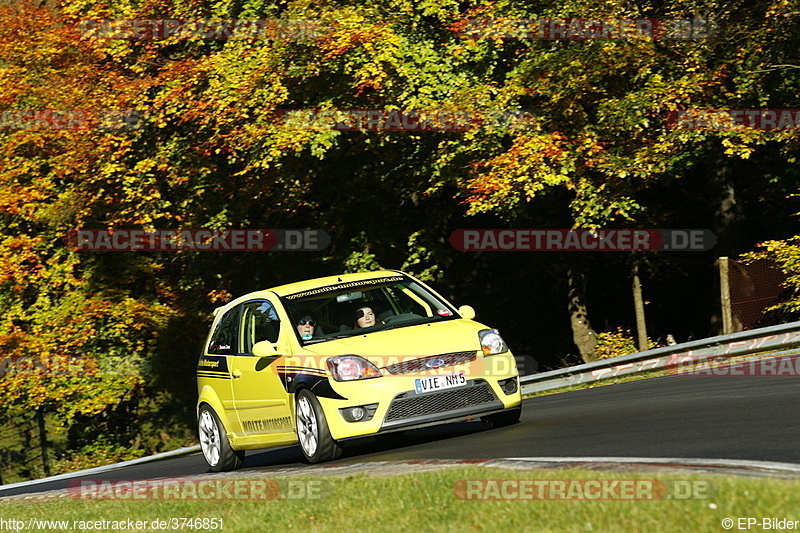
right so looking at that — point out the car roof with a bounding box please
[212,269,406,316]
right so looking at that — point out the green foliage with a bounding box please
[51,439,146,475]
[742,238,800,312]
[594,328,655,360]
[342,232,382,273]
[401,231,442,282]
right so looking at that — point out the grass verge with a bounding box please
[2,466,798,532]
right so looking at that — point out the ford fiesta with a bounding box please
[197,270,522,471]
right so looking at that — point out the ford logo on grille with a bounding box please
[425,358,445,369]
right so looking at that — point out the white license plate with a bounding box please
[414,371,466,394]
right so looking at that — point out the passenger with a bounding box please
[354,306,378,329]
[296,314,316,340]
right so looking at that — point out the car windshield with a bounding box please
[281,275,458,344]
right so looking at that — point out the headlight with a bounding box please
[326,356,382,381]
[479,329,508,355]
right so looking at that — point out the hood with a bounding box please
[301,319,487,359]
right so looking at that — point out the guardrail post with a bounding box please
[718,257,734,335]
[632,263,648,351]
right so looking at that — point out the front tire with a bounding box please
[295,389,343,463]
[198,405,244,472]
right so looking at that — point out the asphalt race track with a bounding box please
[3,374,799,498]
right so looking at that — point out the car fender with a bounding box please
[287,373,348,400]
[197,384,226,422]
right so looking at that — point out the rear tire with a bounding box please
[198,405,244,472]
[295,389,342,463]
[481,407,521,429]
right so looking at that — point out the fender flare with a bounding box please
[197,384,226,420]
[288,374,347,400]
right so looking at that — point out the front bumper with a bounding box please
[320,352,522,441]
[379,378,504,431]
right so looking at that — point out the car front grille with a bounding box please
[384,380,497,422]
[383,351,478,375]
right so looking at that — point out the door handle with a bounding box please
[231,369,242,379]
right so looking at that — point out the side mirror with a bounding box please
[252,341,274,357]
[253,340,291,357]
[458,305,476,320]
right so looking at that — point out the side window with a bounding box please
[207,306,239,355]
[240,300,281,354]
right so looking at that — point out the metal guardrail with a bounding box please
[520,320,800,395]
[0,445,201,494]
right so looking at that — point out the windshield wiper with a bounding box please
[381,316,442,331]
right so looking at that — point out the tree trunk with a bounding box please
[709,156,740,335]
[712,157,738,257]
[36,408,50,477]
[568,267,597,362]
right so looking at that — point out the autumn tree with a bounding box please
[2,0,800,478]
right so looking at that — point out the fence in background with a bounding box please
[719,257,788,334]
[0,409,50,485]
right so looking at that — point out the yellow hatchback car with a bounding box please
[197,270,522,471]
